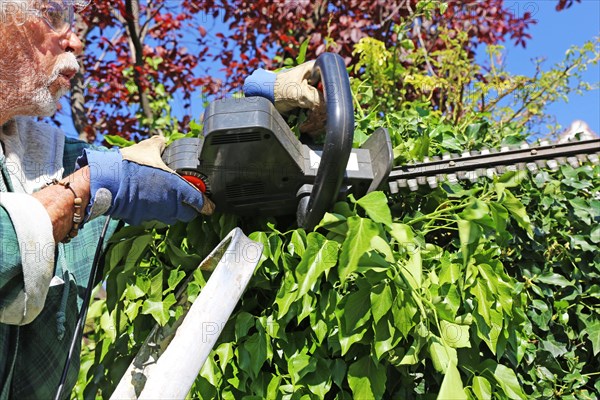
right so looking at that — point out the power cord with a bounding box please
[54,215,113,400]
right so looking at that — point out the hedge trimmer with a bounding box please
[162,52,599,230]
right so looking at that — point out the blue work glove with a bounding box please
[243,61,324,113]
[76,136,214,226]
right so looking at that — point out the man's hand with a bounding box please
[243,61,325,114]
[77,136,214,226]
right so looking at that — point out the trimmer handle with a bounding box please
[296,53,354,230]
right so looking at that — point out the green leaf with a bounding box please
[214,342,234,374]
[239,333,267,379]
[536,272,573,287]
[399,336,424,365]
[288,229,307,257]
[439,261,461,286]
[339,217,381,282]
[440,320,470,348]
[489,202,509,235]
[460,199,490,221]
[275,271,298,317]
[315,212,348,236]
[104,135,134,148]
[347,356,387,400]
[389,223,415,246]
[124,284,145,301]
[493,364,527,400]
[295,233,339,298]
[457,219,481,263]
[591,224,600,244]
[403,247,422,289]
[502,191,533,237]
[141,293,176,326]
[296,38,310,64]
[392,290,418,339]
[356,191,392,227]
[166,269,185,293]
[471,280,493,326]
[584,321,600,356]
[288,353,317,385]
[374,317,398,360]
[429,336,458,373]
[235,312,255,340]
[370,283,393,324]
[437,360,467,400]
[337,286,372,355]
[471,376,492,400]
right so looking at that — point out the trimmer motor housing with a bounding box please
[162,98,392,221]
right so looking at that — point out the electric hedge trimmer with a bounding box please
[162,53,600,229]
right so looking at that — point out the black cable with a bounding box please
[54,215,112,400]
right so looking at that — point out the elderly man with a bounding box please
[0,0,322,398]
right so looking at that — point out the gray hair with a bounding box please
[0,1,33,25]
[0,1,91,24]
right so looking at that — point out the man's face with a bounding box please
[0,4,83,119]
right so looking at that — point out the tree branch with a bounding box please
[124,0,154,128]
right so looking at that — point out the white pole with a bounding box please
[110,228,263,399]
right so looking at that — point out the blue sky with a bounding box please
[58,1,599,140]
[492,0,599,135]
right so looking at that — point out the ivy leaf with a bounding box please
[493,364,527,400]
[104,134,134,148]
[429,336,458,373]
[374,317,398,360]
[166,269,185,293]
[214,342,234,374]
[440,320,470,349]
[502,191,533,237]
[471,376,492,399]
[295,233,339,298]
[288,352,317,385]
[337,286,372,355]
[471,280,493,326]
[437,359,467,400]
[457,219,481,263]
[389,223,415,246]
[370,283,393,324]
[274,271,298,317]
[239,333,267,379]
[399,336,424,365]
[348,356,387,400]
[536,272,573,287]
[584,321,600,356]
[356,191,393,227]
[288,229,307,257]
[124,283,145,301]
[339,217,381,282]
[460,199,490,221]
[403,247,422,289]
[392,290,418,339]
[296,37,309,64]
[235,312,254,340]
[141,293,176,326]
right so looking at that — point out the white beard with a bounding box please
[16,52,80,117]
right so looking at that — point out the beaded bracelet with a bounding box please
[46,178,83,243]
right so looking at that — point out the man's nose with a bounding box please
[61,31,83,56]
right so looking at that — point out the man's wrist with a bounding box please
[243,69,276,102]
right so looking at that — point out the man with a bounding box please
[0,0,323,398]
